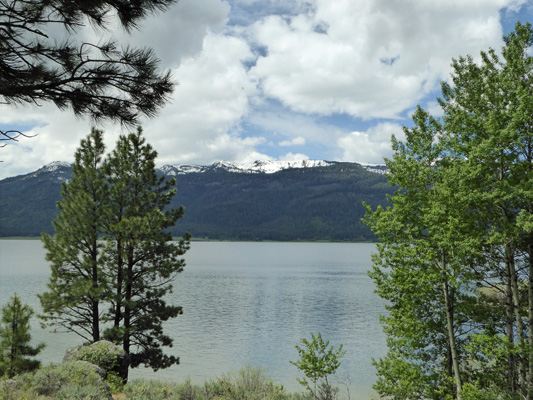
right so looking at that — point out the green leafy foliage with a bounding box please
[290,332,345,399]
[0,295,44,378]
[21,361,111,398]
[65,341,127,392]
[365,22,533,400]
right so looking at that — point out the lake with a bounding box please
[0,240,386,399]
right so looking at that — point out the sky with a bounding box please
[1,0,533,179]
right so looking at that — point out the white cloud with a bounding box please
[279,136,306,147]
[248,0,514,119]
[109,0,231,67]
[0,0,527,179]
[141,32,266,166]
[279,152,310,161]
[425,101,445,118]
[0,103,123,179]
[337,122,403,164]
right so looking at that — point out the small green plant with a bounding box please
[0,294,45,378]
[290,332,346,400]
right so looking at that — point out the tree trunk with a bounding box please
[440,252,462,399]
[91,239,99,342]
[506,257,518,392]
[114,238,123,330]
[527,235,533,400]
[507,243,526,397]
[122,250,134,383]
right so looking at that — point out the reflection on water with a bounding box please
[0,240,386,399]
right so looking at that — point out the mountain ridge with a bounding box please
[0,160,392,241]
[15,159,388,180]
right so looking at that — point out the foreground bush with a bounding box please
[125,366,313,400]
[0,365,332,399]
[0,361,112,400]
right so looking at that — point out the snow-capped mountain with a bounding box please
[24,161,72,182]
[1,159,391,240]
[158,159,336,176]
[7,159,387,183]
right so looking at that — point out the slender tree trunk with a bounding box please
[440,252,462,399]
[527,235,533,400]
[506,256,518,392]
[122,251,134,383]
[507,243,527,397]
[91,239,100,342]
[114,238,123,330]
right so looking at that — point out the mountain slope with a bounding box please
[0,161,392,241]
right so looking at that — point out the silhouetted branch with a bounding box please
[0,130,37,147]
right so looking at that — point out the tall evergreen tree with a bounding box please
[103,128,190,381]
[0,294,45,378]
[39,128,107,342]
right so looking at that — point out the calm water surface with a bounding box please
[0,240,386,399]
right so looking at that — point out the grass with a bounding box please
[0,366,324,400]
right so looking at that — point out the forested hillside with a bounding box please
[0,161,392,241]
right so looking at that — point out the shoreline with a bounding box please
[0,236,378,244]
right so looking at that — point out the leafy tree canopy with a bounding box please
[365,21,533,400]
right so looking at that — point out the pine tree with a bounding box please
[0,0,176,141]
[103,128,190,381]
[0,294,45,378]
[39,127,190,382]
[39,128,108,342]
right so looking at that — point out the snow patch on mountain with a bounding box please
[158,164,207,176]
[12,159,387,181]
[41,161,71,172]
[159,160,336,175]
[25,161,72,181]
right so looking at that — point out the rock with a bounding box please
[32,361,112,399]
[72,360,107,379]
[63,340,129,380]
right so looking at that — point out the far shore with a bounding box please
[0,236,378,244]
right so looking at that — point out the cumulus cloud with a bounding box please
[248,0,516,119]
[105,0,232,67]
[0,103,124,179]
[279,151,310,161]
[337,122,404,164]
[141,32,265,166]
[0,0,528,179]
[279,136,306,147]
